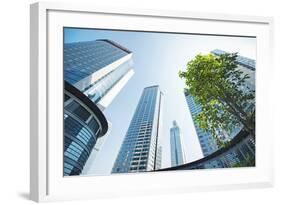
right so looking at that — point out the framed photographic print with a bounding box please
[30,2,274,202]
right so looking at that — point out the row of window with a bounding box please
[65,117,94,145]
[131,161,147,166]
[129,166,146,171]
[131,156,148,161]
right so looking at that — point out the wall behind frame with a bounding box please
[0,0,280,205]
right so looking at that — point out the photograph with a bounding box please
[63,27,256,176]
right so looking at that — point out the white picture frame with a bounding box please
[30,1,274,202]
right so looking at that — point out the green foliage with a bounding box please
[179,53,255,146]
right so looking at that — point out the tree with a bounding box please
[179,53,255,144]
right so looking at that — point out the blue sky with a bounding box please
[64,28,256,175]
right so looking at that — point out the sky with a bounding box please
[64,28,256,175]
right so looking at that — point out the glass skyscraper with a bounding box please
[63,39,134,176]
[64,39,134,110]
[170,121,186,167]
[112,85,163,173]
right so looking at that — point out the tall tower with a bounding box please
[170,121,185,167]
[112,85,163,173]
[64,39,134,110]
[63,39,134,176]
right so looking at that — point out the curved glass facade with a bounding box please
[64,82,108,176]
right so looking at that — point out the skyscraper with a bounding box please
[170,121,186,167]
[64,39,134,110]
[63,39,134,175]
[112,85,163,173]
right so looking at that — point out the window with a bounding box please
[65,100,91,121]
[88,117,99,134]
